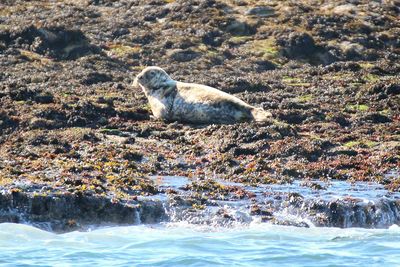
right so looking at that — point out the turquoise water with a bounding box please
[1,223,400,266]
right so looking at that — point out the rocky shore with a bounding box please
[0,0,399,232]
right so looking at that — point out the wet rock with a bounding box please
[273,219,310,228]
[29,118,57,130]
[301,182,326,190]
[112,28,130,39]
[131,32,154,45]
[361,112,392,123]
[224,19,256,36]
[226,79,267,94]
[369,83,400,96]
[246,6,275,17]
[154,130,182,140]
[339,41,365,60]
[283,168,304,178]
[219,142,237,153]
[168,49,201,62]
[278,32,317,58]
[328,114,352,127]
[35,109,67,124]
[66,100,117,127]
[122,151,143,162]
[251,205,274,216]
[81,72,113,85]
[118,109,150,121]
[82,132,101,142]
[28,135,49,146]
[8,26,101,60]
[288,192,304,205]
[231,146,257,156]
[322,199,400,228]
[255,60,276,71]
[7,87,37,101]
[386,84,400,95]
[0,112,18,135]
[332,4,358,17]
[278,111,307,124]
[201,30,224,47]
[324,62,361,72]
[329,148,358,157]
[34,93,54,104]
[0,191,166,233]
[136,126,152,138]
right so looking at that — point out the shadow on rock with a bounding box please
[4,25,101,60]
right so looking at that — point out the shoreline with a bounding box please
[1,177,400,232]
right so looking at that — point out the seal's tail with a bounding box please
[251,107,272,122]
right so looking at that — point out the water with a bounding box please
[148,176,400,228]
[1,222,400,267]
[153,175,400,201]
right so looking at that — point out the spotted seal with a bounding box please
[133,66,272,124]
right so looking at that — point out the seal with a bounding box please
[133,66,272,124]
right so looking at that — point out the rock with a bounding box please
[112,28,130,38]
[386,84,400,95]
[329,114,352,127]
[81,72,113,85]
[278,111,307,124]
[0,191,166,233]
[324,62,361,72]
[202,30,224,47]
[225,78,266,94]
[118,109,150,121]
[123,151,144,161]
[368,83,400,96]
[8,87,37,101]
[66,100,116,127]
[246,6,275,17]
[339,41,365,60]
[255,60,276,71]
[329,148,358,157]
[278,32,317,58]
[272,219,311,228]
[225,19,256,36]
[7,26,101,60]
[333,4,358,17]
[82,132,101,142]
[0,113,18,135]
[36,109,67,123]
[29,118,55,129]
[362,112,392,123]
[168,49,201,62]
[34,93,54,104]
[231,146,257,156]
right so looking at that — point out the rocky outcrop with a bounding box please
[1,178,399,232]
[0,191,166,232]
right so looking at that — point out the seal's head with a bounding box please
[134,66,173,93]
